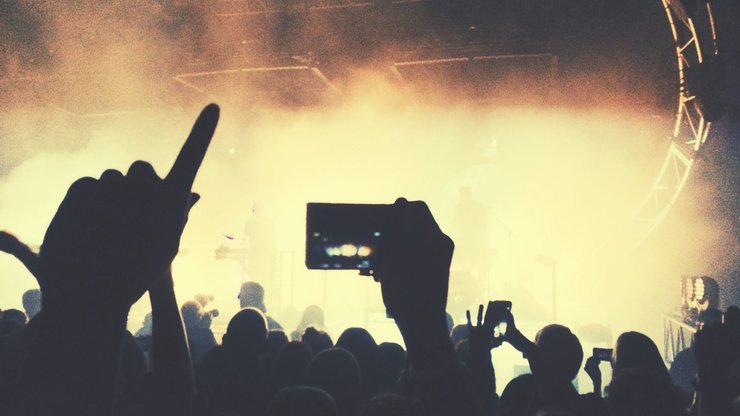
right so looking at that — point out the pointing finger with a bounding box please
[165,104,220,194]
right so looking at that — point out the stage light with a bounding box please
[681,275,719,322]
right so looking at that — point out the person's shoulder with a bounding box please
[266,316,283,330]
[197,344,229,374]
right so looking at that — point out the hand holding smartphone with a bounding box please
[593,347,613,362]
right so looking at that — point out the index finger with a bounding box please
[165,104,220,193]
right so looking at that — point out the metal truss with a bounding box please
[629,0,719,247]
[663,313,696,364]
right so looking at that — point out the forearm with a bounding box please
[397,317,483,416]
[466,346,497,415]
[592,379,602,396]
[148,269,194,414]
[10,242,42,285]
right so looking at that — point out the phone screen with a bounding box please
[305,203,389,270]
[306,230,382,270]
[490,300,512,338]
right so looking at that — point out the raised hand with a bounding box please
[584,355,602,396]
[0,230,42,284]
[375,198,454,326]
[39,104,219,311]
[0,231,23,254]
[466,303,504,351]
[373,200,483,416]
[466,303,502,414]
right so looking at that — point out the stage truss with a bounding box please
[628,0,720,248]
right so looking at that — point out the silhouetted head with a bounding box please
[0,308,27,335]
[534,324,583,383]
[297,305,325,331]
[272,341,313,390]
[135,312,153,337]
[499,374,540,416]
[360,393,413,416]
[612,331,670,384]
[239,281,266,312]
[450,324,469,348]
[337,327,379,394]
[302,327,334,355]
[305,348,361,416]
[608,368,685,416]
[181,300,203,329]
[376,342,405,393]
[267,330,289,354]
[22,289,41,319]
[0,308,27,326]
[223,307,268,357]
[266,386,337,416]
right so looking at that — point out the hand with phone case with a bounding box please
[371,198,484,415]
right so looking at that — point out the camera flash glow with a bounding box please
[325,247,341,257]
[357,246,372,257]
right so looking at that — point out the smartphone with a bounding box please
[490,300,512,337]
[305,203,392,271]
[593,347,613,362]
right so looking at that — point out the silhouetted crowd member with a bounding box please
[293,304,326,340]
[0,104,738,416]
[270,341,313,394]
[135,311,154,337]
[196,307,271,415]
[0,308,26,335]
[302,326,334,355]
[239,281,283,330]
[21,289,41,320]
[181,300,218,365]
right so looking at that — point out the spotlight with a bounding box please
[681,275,719,322]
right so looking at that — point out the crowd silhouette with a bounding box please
[0,104,738,416]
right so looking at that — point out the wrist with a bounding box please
[507,329,536,356]
[149,271,175,295]
[396,316,455,370]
